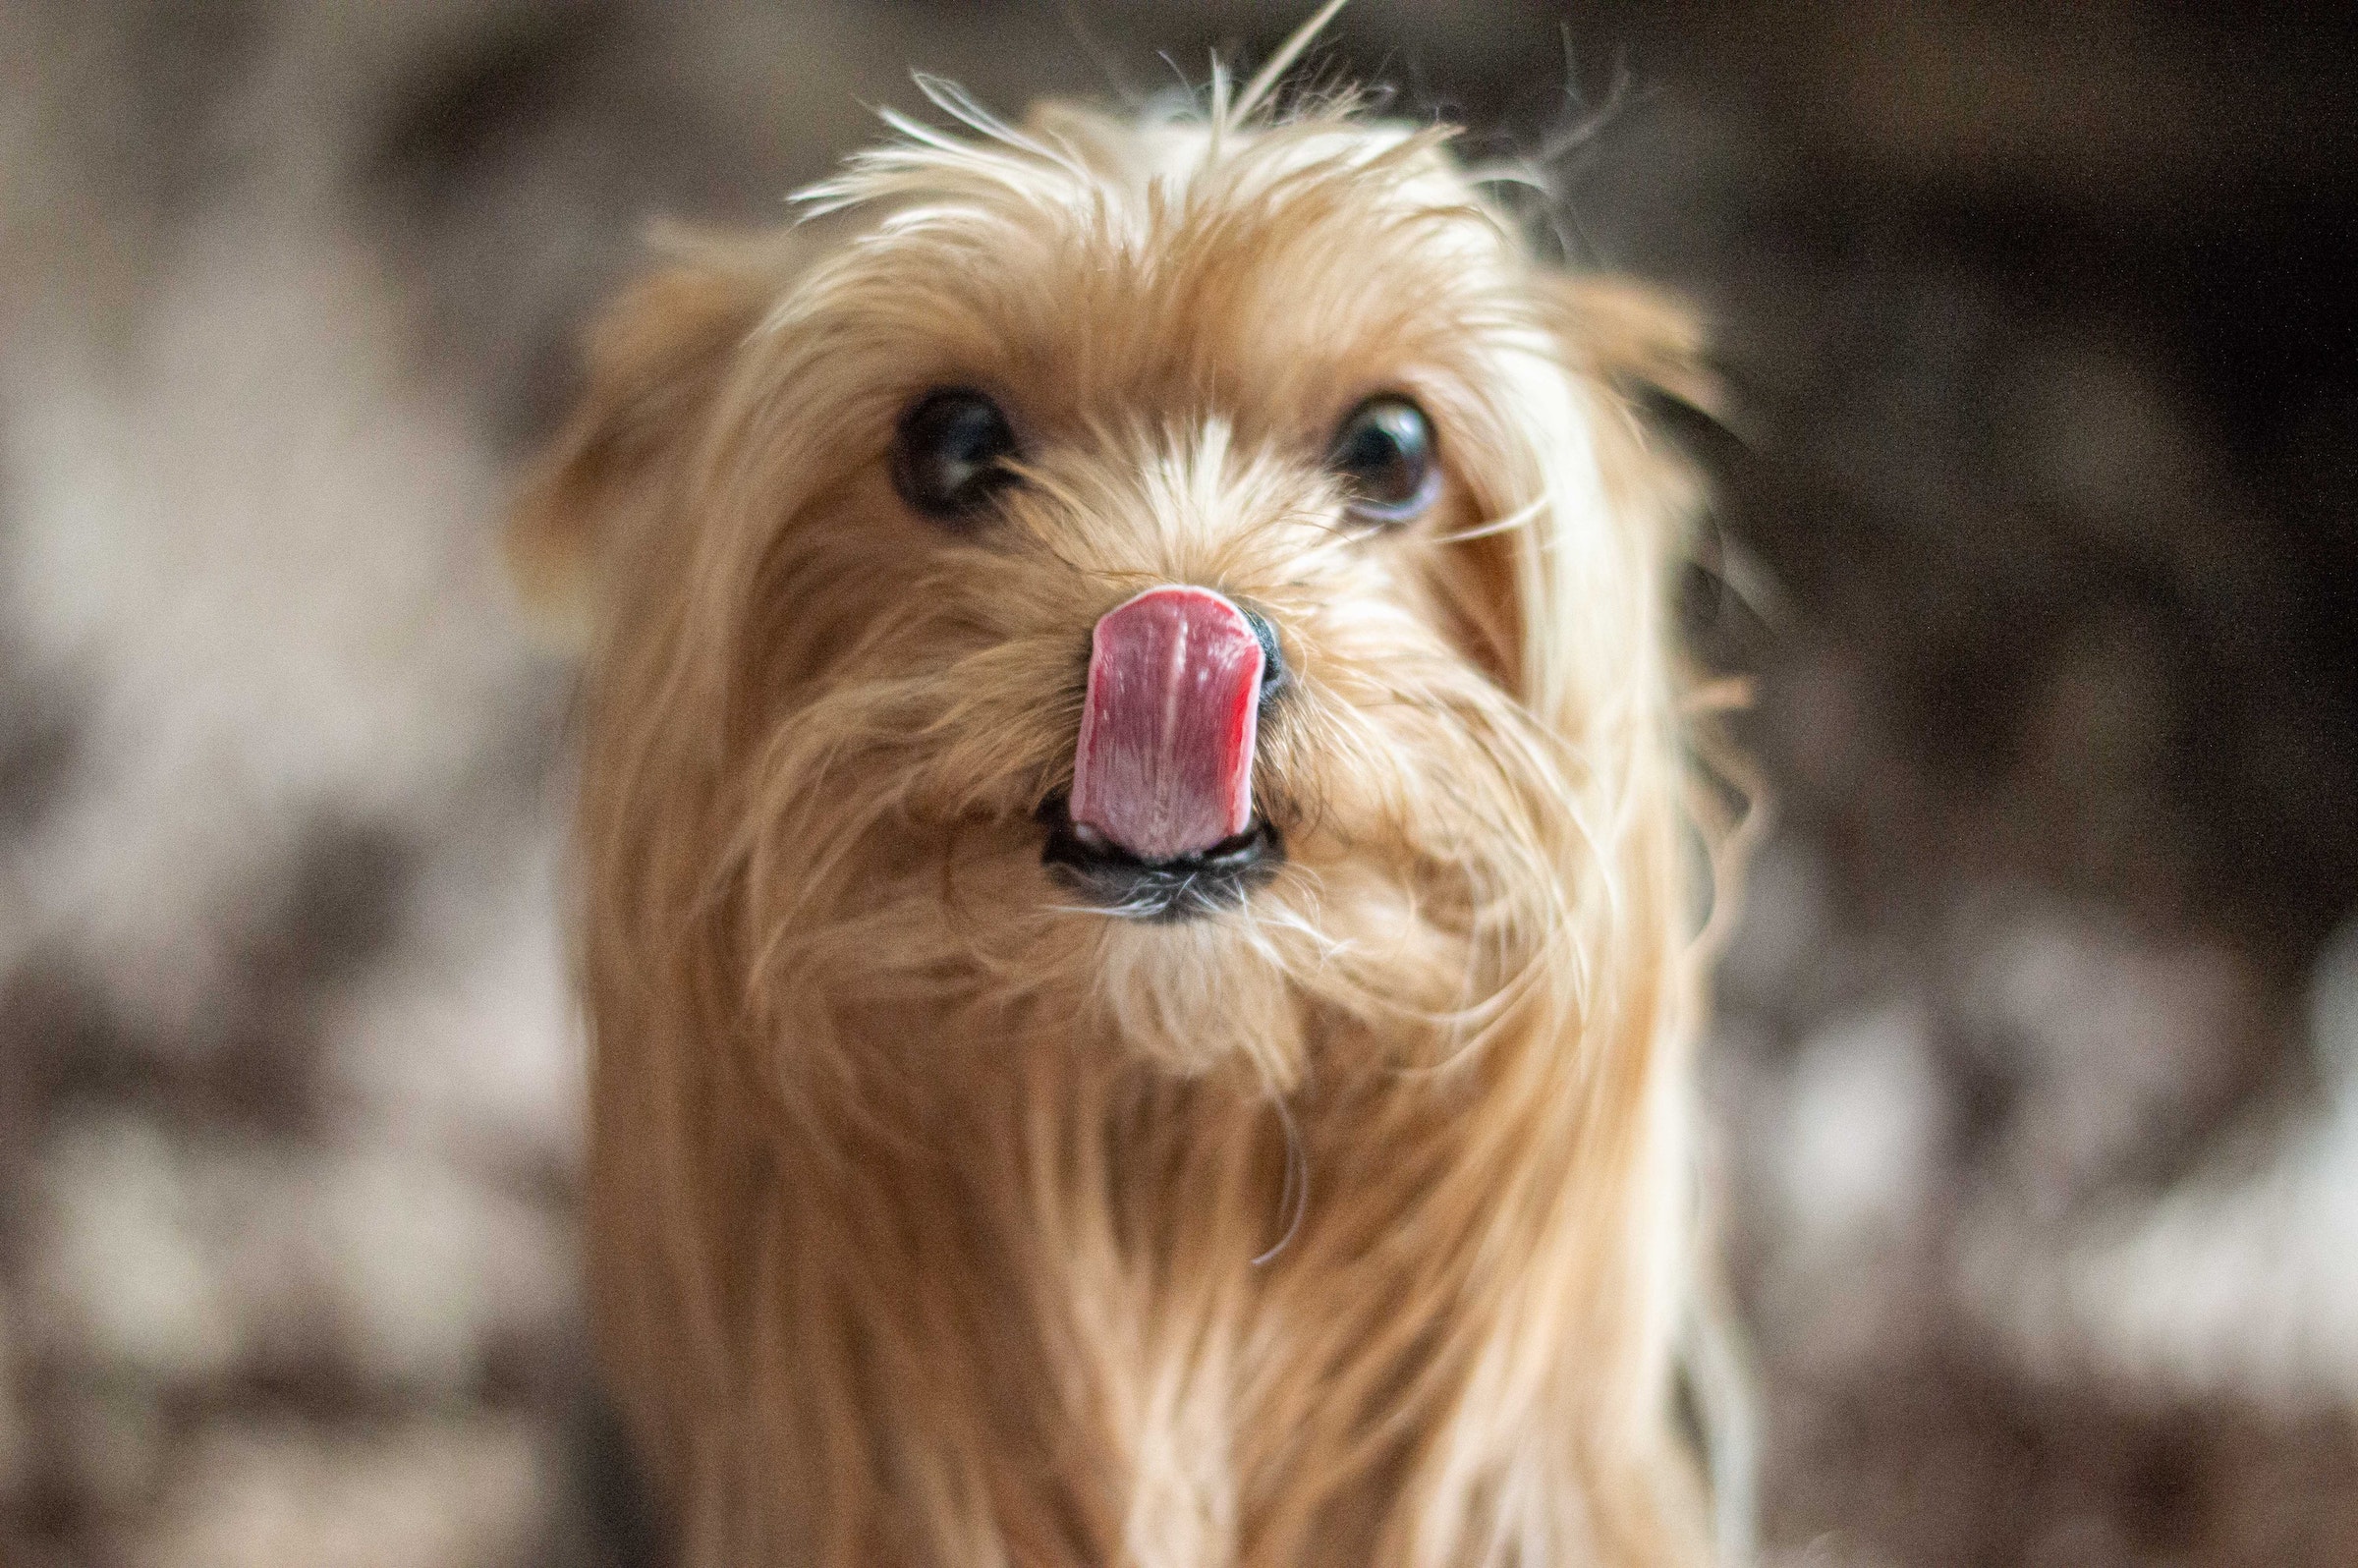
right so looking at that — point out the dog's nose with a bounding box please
[1069,586,1264,863]
[1242,608,1286,697]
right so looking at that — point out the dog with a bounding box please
[512,37,1738,1568]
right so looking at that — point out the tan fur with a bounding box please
[520,86,1729,1567]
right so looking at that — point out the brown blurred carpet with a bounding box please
[1,3,2353,1564]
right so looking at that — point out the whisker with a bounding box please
[1252,1090,1313,1266]
[1421,495,1547,547]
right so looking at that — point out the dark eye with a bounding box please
[1328,395,1438,524]
[891,388,1021,521]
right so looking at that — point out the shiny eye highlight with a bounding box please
[1328,395,1439,524]
[891,389,1021,522]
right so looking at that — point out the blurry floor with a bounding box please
[1,3,2353,1564]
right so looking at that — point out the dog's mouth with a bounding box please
[1038,794,1282,921]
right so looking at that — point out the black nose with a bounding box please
[1244,609,1286,700]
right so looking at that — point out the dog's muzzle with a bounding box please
[1040,796,1282,920]
[1047,585,1284,918]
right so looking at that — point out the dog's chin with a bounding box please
[1036,795,1283,922]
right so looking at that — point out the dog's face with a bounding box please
[524,102,1699,1084]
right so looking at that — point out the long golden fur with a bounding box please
[515,62,1735,1568]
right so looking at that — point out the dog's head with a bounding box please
[519,96,1708,1086]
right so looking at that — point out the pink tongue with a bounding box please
[1070,586,1263,863]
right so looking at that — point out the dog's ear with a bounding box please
[506,232,789,645]
[1546,273,1721,575]
[1422,276,1714,704]
[1545,275,1717,421]
[1433,274,1717,723]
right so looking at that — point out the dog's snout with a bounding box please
[1051,585,1288,913]
[1070,586,1263,864]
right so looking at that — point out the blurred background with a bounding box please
[2,2,2354,1563]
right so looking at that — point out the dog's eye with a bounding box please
[892,389,1021,521]
[1328,395,1438,525]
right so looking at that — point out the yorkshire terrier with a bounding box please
[513,27,1738,1568]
